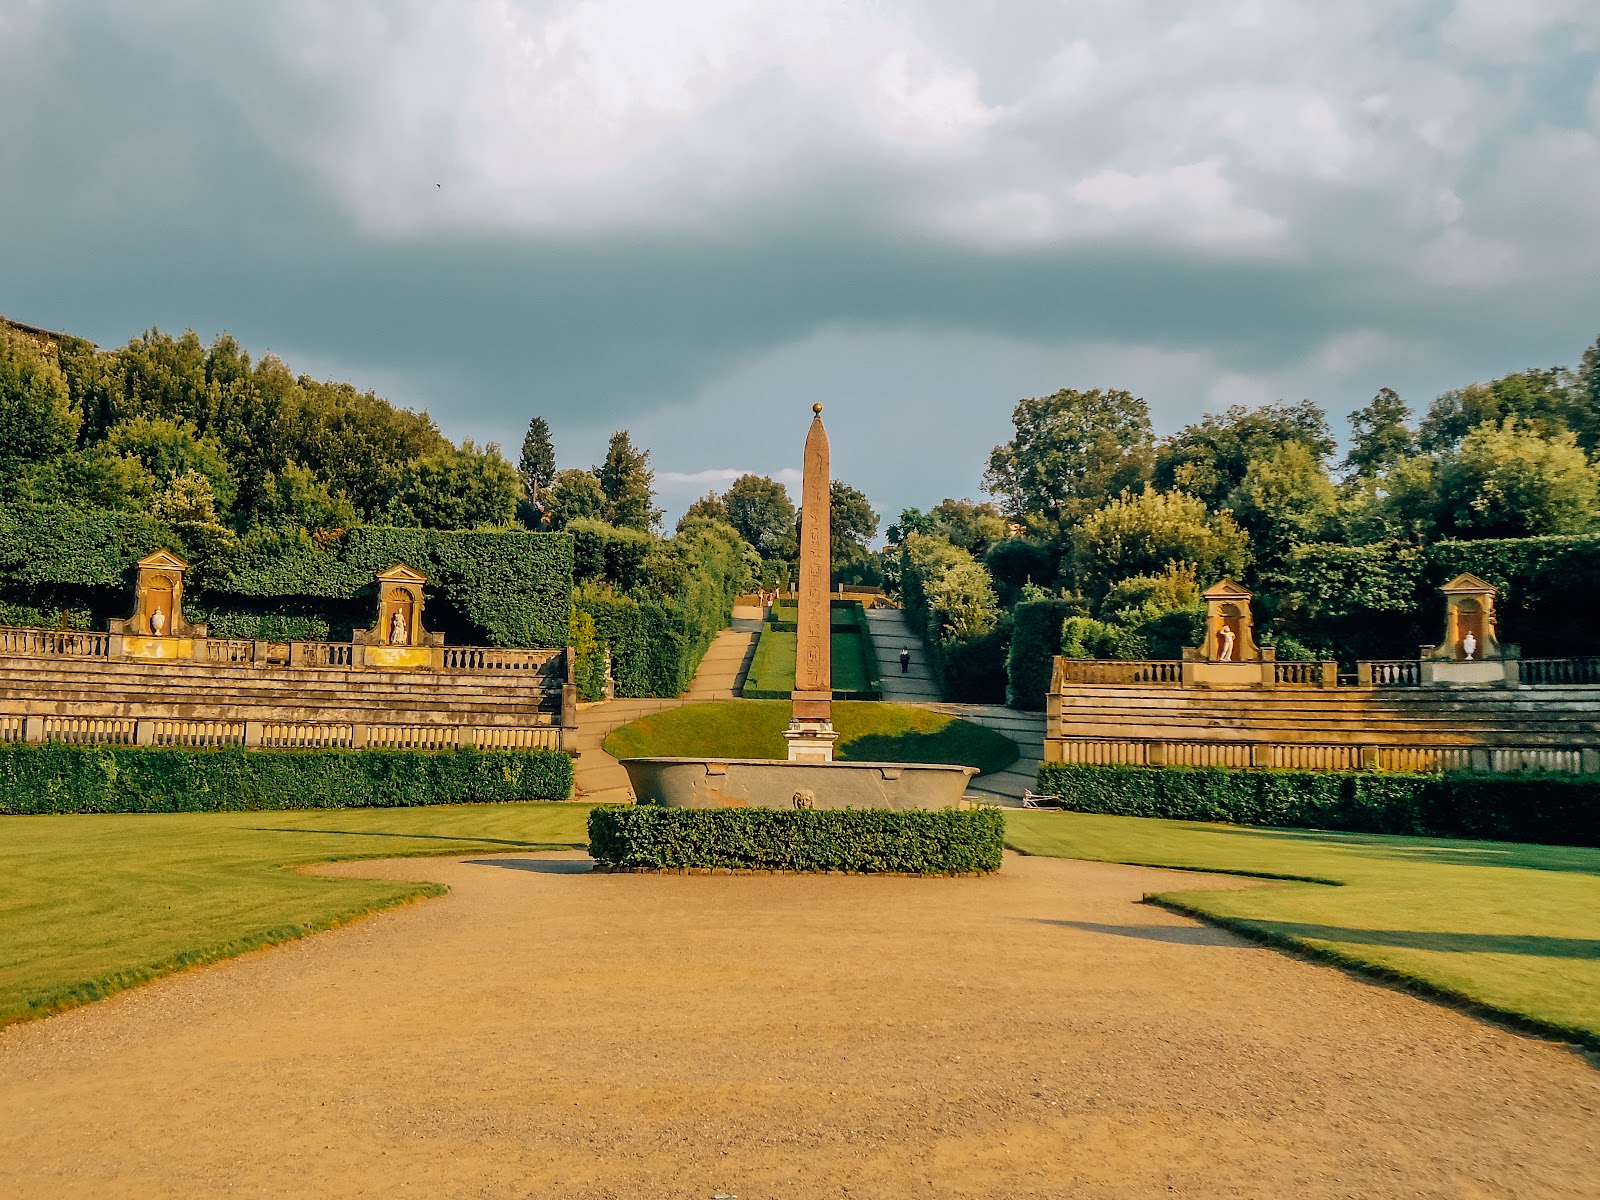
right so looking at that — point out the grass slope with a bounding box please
[1007,810,1600,1048]
[0,804,591,1028]
[603,699,1020,775]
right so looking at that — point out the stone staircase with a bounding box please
[685,618,762,701]
[1049,683,1600,749]
[0,654,563,728]
[919,702,1045,807]
[866,608,941,702]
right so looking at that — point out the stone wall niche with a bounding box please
[110,549,208,660]
[1421,573,1520,687]
[353,564,443,669]
[1181,580,1274,686]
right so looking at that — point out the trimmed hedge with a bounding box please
[1005,599,1077,710]
[587,805,1004,874]
[1036,762,1600,847]
[0,505,575,647]
[0,743,573,814]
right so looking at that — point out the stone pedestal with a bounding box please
[784,717,839,763]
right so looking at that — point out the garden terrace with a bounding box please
[1046,672,1600,773]
[0,626,575,751]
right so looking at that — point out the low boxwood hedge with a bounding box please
[0,742,573,814]
[588,805,1004,874]
[1036,762,1600,846]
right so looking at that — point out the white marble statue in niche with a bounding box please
[389,610,408,645]
[1218,623,1235,662]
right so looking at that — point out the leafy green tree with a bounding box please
[902,532,998,641]
[885,506,936,544]
[1228,442,1339,566]
[724,474,796,557]
[1344,387,1415,478]
[597,430,661,531]
[518,416,556,501]
[0,326,80,464]
[1434,419,1599,537]
[1156,400,1334,508]
[984,388,1155,526]
[828,481,879,573]
[105,415,238,511]
[251,463,358,532]
[1341,455,1440,543]
[928,497,1008,556]
[1070,487,1250,601]
[149,470,238,578]
[543,468,608,528]
[983,538,1055,606]
[386,441,519,529]
[1419,367,1582,453]
[677,491,730,531]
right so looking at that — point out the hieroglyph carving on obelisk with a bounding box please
[785,403,839,762]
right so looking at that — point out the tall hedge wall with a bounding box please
[0,742,573,814]
[1036,762,1600,847]
[0,504,574,647]
[1005,599,1076,710]
[1277,534,1600,660]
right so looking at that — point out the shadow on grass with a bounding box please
[251,827,584,851]
[1161,823,1600,877]
[842,728,1017,774]
[464,857,595,874]
[1238,920,1600,960]
[1029,918,1243,947]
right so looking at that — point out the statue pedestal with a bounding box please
[784,719,838,763]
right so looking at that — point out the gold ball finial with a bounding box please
[812,403,824,415]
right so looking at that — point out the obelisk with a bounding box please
[784,403,838,762]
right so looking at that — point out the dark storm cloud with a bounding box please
[3,2,1599,521]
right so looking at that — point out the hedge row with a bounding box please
[0,505,575,648]
[0,743,573,814]
[1036,762,1600,846]
[1006,599,1076,710]
[587,805,1005,873]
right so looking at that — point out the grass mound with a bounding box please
[603,699,1019,776]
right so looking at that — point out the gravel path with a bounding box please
[3,852,1596,1198]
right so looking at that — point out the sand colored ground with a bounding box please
[2,852,1597,1199]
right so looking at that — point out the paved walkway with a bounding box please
[923,702,1046,807]
[6,852,1595,1198]
[572,617,763,802]
[866,607,941,702]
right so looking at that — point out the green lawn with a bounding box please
[0,804,590,1028]
[1007,810,1600,1048]
[743,629,873,694]
[603,699,1020,775]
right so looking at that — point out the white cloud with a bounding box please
[657,466,801,493]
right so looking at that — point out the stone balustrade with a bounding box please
[0,623,563,678]
[1047,736,1592,774]
[0,715,563,752]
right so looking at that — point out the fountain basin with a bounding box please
[619,757,979,811]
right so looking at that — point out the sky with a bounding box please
[3,1,1600,530]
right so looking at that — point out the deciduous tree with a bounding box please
[984,388,1155,526]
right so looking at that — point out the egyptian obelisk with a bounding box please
[784,403,838,762]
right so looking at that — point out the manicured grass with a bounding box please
[743,630,873,693]
[0,804,591,1028]
[742,600,880,699]
[603,699,1020,775]
[1007,809,1600,1048]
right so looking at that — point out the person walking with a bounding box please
[899,647,911,674]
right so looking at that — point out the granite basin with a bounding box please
[619,757,979,811]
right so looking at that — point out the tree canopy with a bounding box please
[984,388,1155,527]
